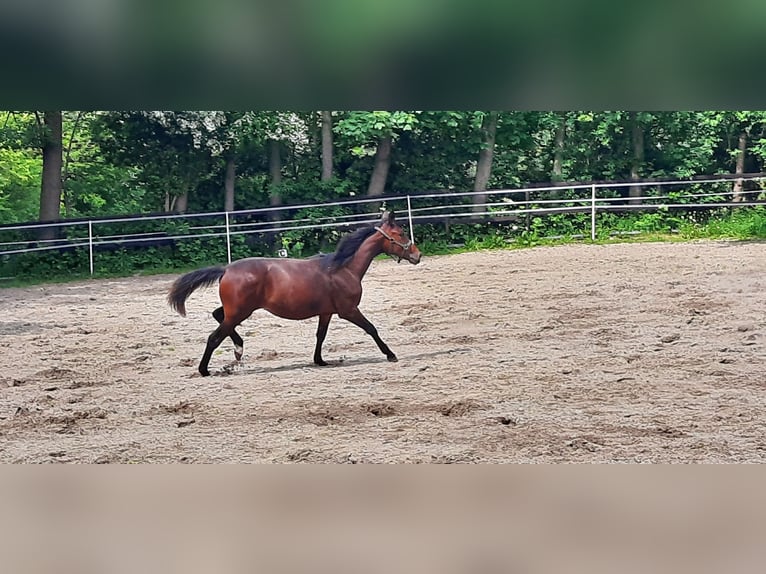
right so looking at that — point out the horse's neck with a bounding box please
[344,235,383,279]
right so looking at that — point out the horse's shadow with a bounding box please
[210,347,471,377]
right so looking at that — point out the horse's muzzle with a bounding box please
[407,248,422,265]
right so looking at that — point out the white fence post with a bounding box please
[406,195,414,243]
[88,220,94,275]
[591,184,597,241]
[225,211,232,264]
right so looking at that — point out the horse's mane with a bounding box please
[319,225,377,270]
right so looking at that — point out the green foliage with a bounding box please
[277,204,357,257]
[6,109,766,227]
[7,247,87,278]
[92,111,217,212]
[0,232,267,281]
[5,109,766,285]
[0,147,41,223]
[679,206,766,240]
[335,111,420,157]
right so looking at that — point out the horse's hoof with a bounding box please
[234,352,243,361]
[314,359,329,367]
[387,355,398,363]
[199,369,211,377]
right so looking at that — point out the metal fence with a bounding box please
[1,174,764,276]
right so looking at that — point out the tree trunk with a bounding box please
[552,114,566,182]
[269,138,282,201]
[268,139,282,220]
[473,111,499,213]
[367,135,392,197]
[551,113,566,200]
[733,130,747,202]
[321,111,334,181]
[174,191,188,214]
[224,155,236,212]
[62,111,83,218]
[629,113,645,205]
[39,111,63,240]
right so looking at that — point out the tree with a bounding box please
[629,112,646,205]
[213,112,267,212]
[642,112,720,179]
[93,111,223,213]
[334,111,419,197]
[743,113,766,184]
[358,111,478,195]
[268,138,282,211]
[223,153,236,212]
[38,111,63,239]
[472,111,499,212]
[320,111,334,182]
[0,112,43,223]
[256,112,311,212]
[9,108,763,227]
[367,135,392,197]
[552,113,567,182]
[733,128,747,202]
[723,112,766,201]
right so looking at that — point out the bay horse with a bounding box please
[167,211,421,376]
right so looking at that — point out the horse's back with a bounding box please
[226,255,323,268]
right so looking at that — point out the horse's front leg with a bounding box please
[338,308,397,362]
[313,314,333,366]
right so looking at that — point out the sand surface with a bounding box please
[1,240,765,463]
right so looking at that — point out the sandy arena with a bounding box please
[1,241,764,463]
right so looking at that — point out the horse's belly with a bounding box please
[263,277,334,320]
[266,298,333,320]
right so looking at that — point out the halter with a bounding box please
[374,226,412,263]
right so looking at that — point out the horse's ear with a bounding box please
[387,211,396,225]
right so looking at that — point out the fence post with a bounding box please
[225,211,232,264]
[406,195,414,243]
[591,184,597,241]
[88,220,94,275]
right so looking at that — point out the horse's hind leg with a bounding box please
[313,314,332,366]
[199,314,244,376]
[212,306,244,360]
[199,325,227,377]
[338,308,397,363]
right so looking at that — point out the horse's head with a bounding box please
[375,211,421,264]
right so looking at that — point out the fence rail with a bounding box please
[1,174,765,275]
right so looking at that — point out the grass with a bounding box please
[678,206,766,240]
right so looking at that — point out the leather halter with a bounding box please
[374,226,412,263]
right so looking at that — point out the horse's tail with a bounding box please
[167,266,226,317]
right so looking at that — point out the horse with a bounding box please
[167,211,422,376]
